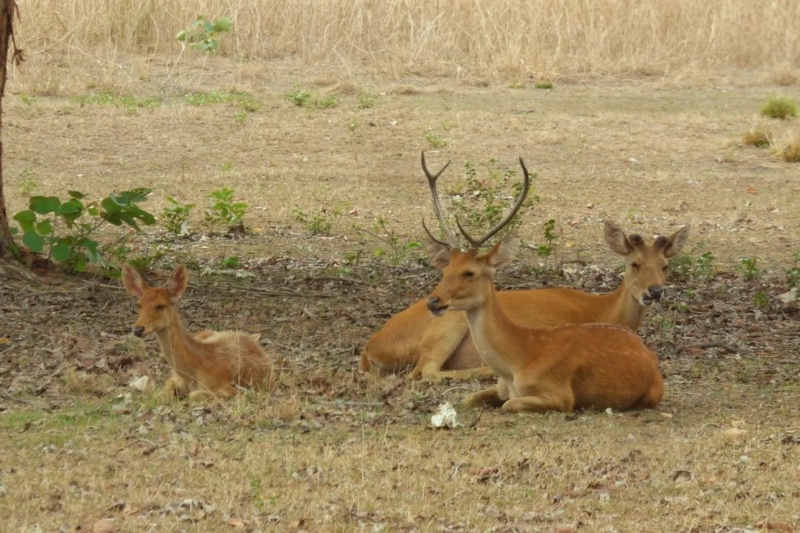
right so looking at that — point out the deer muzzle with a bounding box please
[426,296,448,317]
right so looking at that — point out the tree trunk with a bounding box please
[0,0,22,259]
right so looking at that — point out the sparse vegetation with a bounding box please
[176,15,233,55]
[362,215,422,266]
[204,188,248,230]
[742,125,772,148]
[448,159,538,239]
[161,196,195,236]
[787,252,800,287]
[534,80,554,89]
[357,91,378,109]
[781,130,800,162]
[537,218,559,262]
[670,242,716,282]
[761,97,797,120]
[424,131,446,149]
[12,189,154,272]
[292,205,345,236]
[738,257,761,281]
[184,90,260,112]
[285,88,337,109]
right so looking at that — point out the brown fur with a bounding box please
[426,235,664,413]
[121,264,273,399]
[360,219,689,381]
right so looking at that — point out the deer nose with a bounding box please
[648,286,664,301]
[132,326,145,337]
[426,297,441,313]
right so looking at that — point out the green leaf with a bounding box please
[51,239,72,262]
[35,219,53,235]
[22,231,45,253]
[60,198,83,215]
[29,196,61,215]
[13,210,37,232]
[68,190,86,199]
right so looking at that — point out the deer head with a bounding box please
[122,265,189,337]
[420,152,530,315]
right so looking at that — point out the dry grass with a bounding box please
[15,0,800,84]
[782,130,800,162]
[742,124,773,148]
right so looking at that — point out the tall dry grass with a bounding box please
[14,0,800,81]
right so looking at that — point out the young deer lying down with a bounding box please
[424,158,664,413]
[122,264,273,399]
[360,152,688,381]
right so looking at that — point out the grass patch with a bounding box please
[781,131,800,162]
[74,92,162,113]
[742,125,772,148]
[184,90,261,112]
[761,97,797,120]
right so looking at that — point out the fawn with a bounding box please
[122,264,273,399]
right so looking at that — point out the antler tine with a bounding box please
[421,151,460,248]
[456,156,531,248]
[421,217,451,247]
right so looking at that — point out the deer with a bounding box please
[359,152,689,381]
[423,157,664,413]
[121,264,273,399]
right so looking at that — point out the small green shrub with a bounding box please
[447,159,538,238]
[787,252,800,287]
[537,219,558,260]
[534,81,554,89]
[739,257,760,281]
[204,188,248,229]
[284,88,337,109]
[357,92,378,109]
[670,242,716,282]
[220,256,242,269]
[292,205,345,236]
[359,216,422,266]
[761,97,797,120]
[13,189,154,272]
[753,291,771,310]
[176,15,233,54]
[424,132,447,149]
[161,196,195,236]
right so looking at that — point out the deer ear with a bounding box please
[426,240,452,271]
[662,224,690,258]
[604,219,634,256]
[121,265,148,298]
[168,265,189,299]
[488,233,519,269]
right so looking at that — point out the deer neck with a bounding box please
[462,281,526,379]
[154,310,200,377]
[609,281,648,330]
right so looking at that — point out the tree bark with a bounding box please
[0,0,22,259]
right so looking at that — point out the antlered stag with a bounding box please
[360,152,688,381]
[423,158,664,412]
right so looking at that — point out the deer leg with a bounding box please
[501,393,574,414]
[466,386,506,407]
[163,372,189,398]
[410,319,472,381]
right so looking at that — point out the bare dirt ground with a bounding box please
[1,56,799,531]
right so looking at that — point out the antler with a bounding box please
[455,157,530,248]
[421,151,460,248]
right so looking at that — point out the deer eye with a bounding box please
[631,263,640,270]
[463,271,475,279]
[155,304,166,311]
